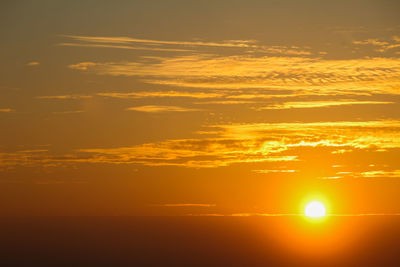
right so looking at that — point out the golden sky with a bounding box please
[1,0,400,216]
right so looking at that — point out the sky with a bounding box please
[1,0,400,216]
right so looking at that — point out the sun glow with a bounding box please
[304,201,326,218]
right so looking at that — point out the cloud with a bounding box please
[358,170,400,178]
[257,45,311,56]
[74,143,297,167]
[353,39,389,46]
[126,105,201,113]
[352,38,400,52]
[214,120,400,151]
[330,213,400,216]
[255,100,394,110]
[0,108,14,113]
[323,170,400,179]
[149,203,216,207]
[58,42,193,52]
[52,110,84,114]
[2,120,399,169]
[0,137,298,168]
[97,91,224,99]
[253,169,297,173]
[227,94,295,99]
[68,62,98,71]
[0,150,49,168]
[68,55,400,95]
[37,95,92,100]
[195,100,256,105]
[187,213,400,217]
[185,213,301,217]
[26,61,40,66]
[62,35,256,48]
[60,35,315,56]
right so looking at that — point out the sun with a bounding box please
[304,201,326,218]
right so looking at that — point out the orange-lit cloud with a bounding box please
[216,120,400,152]
[195,100,256,105]
[52,110,85,114]
[322,170,400,179]
[61,35,256,48]
[2,120,399,169]
[227,94,295,99]
[26,61,40,66]
[0,108,14,113]
[75,139,297,168]
[187,213,400,217]
[60,35,316,56]
[0,150,49,168]
[150,203,216,207]
[58,42,193,52]
[37,95,92,100]
[255,100,394,110]
[97,91,224,99]
[68,55,400,95]
[126,105,200,113]
[253,169,297,173]
[0,137,298,169]
[358,170,400,178]
[353,39,389,46]
[353,37,400,52]
[257,46,311,55]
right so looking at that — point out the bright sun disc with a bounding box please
[304,201,326,218]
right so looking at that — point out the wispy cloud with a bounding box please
[257,45,311,56]
[126,105,201,113]
[187,213,400,217]
[322,170,400,179]
[358,170,400,178]
[253,169,297,173]
[67,62,97,71]
[353,37,400,52]
[97,91,224,99]
[255,100,394,110]
[68,55,400,95]
[58,42,193,52]
[62,35,256,48]
[227,94,295,99]
[37,95,92,100]
[0,137,298,169]
[214,120,400,152]
[150,203,216,207]
[52,110,84,114]
[353,39,390,47]
[3,120,399,169]
[26,61,40,66]
[195,100,256,105]
[0,150,49,168]
[60,35,314,56]
[0,108,14,113]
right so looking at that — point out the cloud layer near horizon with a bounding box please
[2,120,399,169]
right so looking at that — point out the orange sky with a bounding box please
[0,0,400,216]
